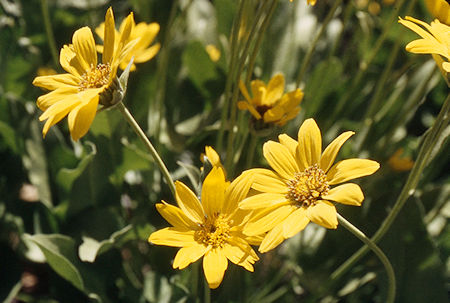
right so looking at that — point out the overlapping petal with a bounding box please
[306,201,338,229]
[156,201,197,229]
[263,141,299,180]
[173,245,208,269]
[327,159,380,185]
[175,181,204,224]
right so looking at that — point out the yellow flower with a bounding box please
[239,119,380,253]
[149,167,261,289]
[201,146,224,170]
[425,0,450,25]
[32,8,137,140]
[290,0,317,4]
[399,17,450,73]
[205,44,221,62]
[238,74,303,127]
[96,13,160,71]
[388,148,414,172]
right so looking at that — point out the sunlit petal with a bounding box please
[322,183,364,206]
[327,159,380,185]
[306,201,338,229]
[203,249,228,289]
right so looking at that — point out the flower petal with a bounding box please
[327,159,380,185]
[320,131,355,172]
[156,201,197,229]
[102,7,115,65]
[239,193,289,210]
[251,168,287,194]
[263,141,299,180]
[67,91,100,141]
[282,207,309,238]
[322,183,364,206]
[237,101,262,120]
[306,201,338,229]
[59,45,84,77]
[243,204,296,236]
[37,86,79,110]
[33,74,79,91]
[223,238,258,272]
[173,244,208,269]
[250,80,266,106]
[258,222,285,253]
[297,118,322,169]
[263,74,284,106]
[278,134,298,158]
[203,249,228,289]
[148,227,196,247]
[72,27,97,70]
[224,170,253,215]
[175,181,204,224]
[202,167,226,217]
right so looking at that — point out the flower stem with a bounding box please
[116,102,176,198]
[295,0,343,87]
[40,0,59,67]
[337,213,396,303]
[331,92,450,283]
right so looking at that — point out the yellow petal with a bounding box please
[203,249,228,289]
[306,201,338,229]
[263,74,284,106]
[202,167,226,217]
[72,27,97,70]
[251,168,287,194]
[297,118,322,168]
[250,80,266,106]
[175,181,204,224]
[327,159,380,185]
[173,244,208,269]
[239,80,252,102]
[320,131,355,173]
[67,91,100,141]
[239,193,289,210]
[37,86,79,110]
[322,183,364,206]
[33,74,79,91]
[59,45,84,77]
[223,239,258,272]
[148,227,196,247]
[243,204,296,236]
[39,96,80,137]
[237,101,262,120]
[278,134,298,158]
[425,0,450,25]
[263,141,299,180]
[224,170,253,215]
[258,222,285,253]
[282,207,309,238]
[156,201,197,229]
[102,7,115,65]
[133,43,160,63]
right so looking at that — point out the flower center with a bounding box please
[194,214,231,249]
[286,164,330,207]
[79,63,111,91]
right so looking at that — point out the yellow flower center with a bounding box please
[195,214,231,249]
[286,164,330,207]
[79,63,111,91]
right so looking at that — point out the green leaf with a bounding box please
[78,225,132,263]
[182,41,219,98]
[0,120,18,152]
[23,233,85,291]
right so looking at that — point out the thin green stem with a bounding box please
[295,0,343,87]
[245,0,278,86]
[337,214,396,303]
[245,133,258,168]
[117,102,176,198]
[331,92,450,282]
[217,0,248,152]
[40,0,58,67]
[225,1,271,174]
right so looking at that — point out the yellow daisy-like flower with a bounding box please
[238,74,303,127]
[149,167,261,289]
[32,8,137,141]
[96,13,160,71]
[398,17,450,73]
[239,119,380,253]
[425,0,450,25]
[290,0,317,4]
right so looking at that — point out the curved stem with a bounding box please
[40,0,59,67]
[117,102,176,198]
[331,93,450,282]
[337,214,396,303]
[295,0,343,87]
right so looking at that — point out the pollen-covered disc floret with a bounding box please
[195,214,231,249]
[286,164,330,207]
[79,63,111,91]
